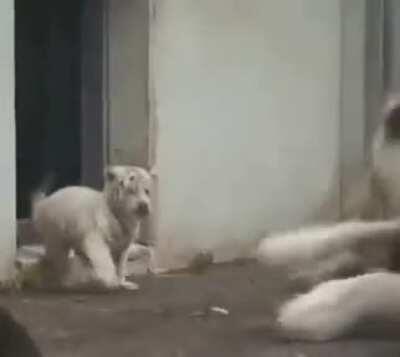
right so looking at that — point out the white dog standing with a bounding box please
[32,165,153,290]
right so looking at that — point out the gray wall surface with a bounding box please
[151,0,346,267]
[0,0,16,280]
[107,0,150,167]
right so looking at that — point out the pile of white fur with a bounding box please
[257,96,400,341]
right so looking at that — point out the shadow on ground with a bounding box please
[1,262,400,357]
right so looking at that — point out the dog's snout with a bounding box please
[137,201,150,216]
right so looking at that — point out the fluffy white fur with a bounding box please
[278,272,400,341]
[257,220,400,281]
[259,95,400,340]
[256,209,400,340]
[32,165,153,290]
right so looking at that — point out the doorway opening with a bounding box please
[15,0,105,227]
[15,0,82,219]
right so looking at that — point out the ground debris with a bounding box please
[187,250,214,274]
[210,306,229,315]
[189,305,230,318]
[72,296,88,303]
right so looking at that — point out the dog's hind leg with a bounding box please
[42,238,70,288]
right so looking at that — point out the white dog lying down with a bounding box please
[32,165,154,290]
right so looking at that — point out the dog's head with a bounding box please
[104,165,152,218]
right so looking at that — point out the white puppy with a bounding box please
[32,165,153,290]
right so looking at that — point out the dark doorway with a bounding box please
[15,0,82,218]
[15,0,107,220]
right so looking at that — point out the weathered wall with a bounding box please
[108,0,149,167]
[149,0,360,268]
[0,0,16,280]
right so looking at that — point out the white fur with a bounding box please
[278,272,400,341]
[257,220,400,269]
[268,97,400,340]
[32,166,153,290]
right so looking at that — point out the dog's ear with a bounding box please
[104,166,117,182]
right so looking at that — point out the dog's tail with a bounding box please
[30,173,55,219]
[277,271,400,341]
[256,220,400,268]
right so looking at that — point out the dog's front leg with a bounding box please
[117,245,140,290]
[126,243,156,274]
[117,243,155,287]
[146,246,156,274]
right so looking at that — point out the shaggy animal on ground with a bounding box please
[257,95,400,340]
[0,307,42,357]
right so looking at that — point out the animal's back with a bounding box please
[33,186,106,243]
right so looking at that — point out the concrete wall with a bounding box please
[339,0,368,200]
[0,0,15,280]
[151,0,344,268]
[108,0,149,167]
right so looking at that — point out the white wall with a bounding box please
[151,0,342,267]
[108,0,149,167]
[0,0,15,280]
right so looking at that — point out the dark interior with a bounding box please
[15,0,82,218]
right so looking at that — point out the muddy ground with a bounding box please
[1,262,400,357]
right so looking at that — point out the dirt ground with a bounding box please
[1,261,400,357]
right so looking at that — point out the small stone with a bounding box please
[187,250,214,274]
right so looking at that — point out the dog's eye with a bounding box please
[129,175,135,181]
[145,189,150,196]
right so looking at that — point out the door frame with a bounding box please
[17,0,108,245]
[80,0,108,190]
[17,0,155,246]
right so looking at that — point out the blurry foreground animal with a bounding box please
[257,96,400,340]
[0,307,42,357]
